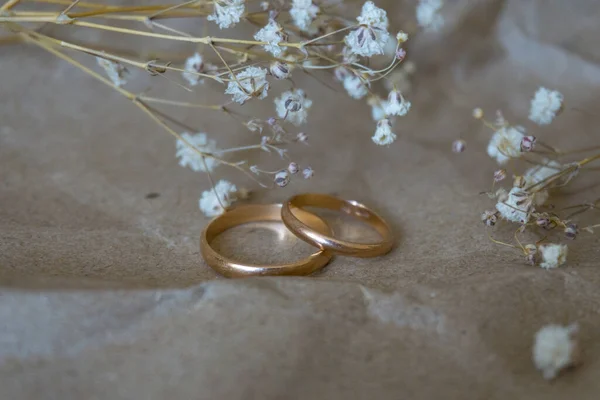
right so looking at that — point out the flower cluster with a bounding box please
[473,87,600,268]
[9,1,413,217]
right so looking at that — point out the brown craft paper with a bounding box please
[1,0,600,398]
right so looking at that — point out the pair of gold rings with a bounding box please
[200,193,394,278]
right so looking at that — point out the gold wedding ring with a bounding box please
[281,193,394,257]
[200,203,333,278]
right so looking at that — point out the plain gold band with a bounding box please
[200,203,334,278]
[281,193,394,257]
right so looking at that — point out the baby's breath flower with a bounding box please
[564,223,579,240]
[535,216,554,230]
[539,243,568,269]
[302,166,314,179]
[175,132,219,172]
[452,139,466,153]
[297,132,308,143]
[269,61,292,80]
[345,1,390,57]
[496,187,532,223]
[199,180,238,217]
[416,0,444,32]
[288,162,299,174]
[225,66,269,104]
[372,119,396,146]
[396,31,409,43]
[274,170,290,187]
[487,126,526,165]
[254,19,287,57]
[207,0,245,29]
[334,66,350,82]
[384,89,411,116]
[274,89,312,126]
[481,210,498,227]
[290,0,319,31]
[494,169,507,182]
[521,135,537,152]
[342,74,369,100]
[529,87,564,125]
[525,244,539,265]
[96,56,129,87]
[182,53,206,86]
[472,107,483,119]
[533,323,579,380]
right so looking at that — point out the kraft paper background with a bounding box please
[1,0,600,398]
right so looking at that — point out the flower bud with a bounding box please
[395,48,406,61]
[524,244,539,266]
[481,210,498,227]
[274,170,290,187]
[396,31,409,43]
[564,223,579,240]
[296,132,308,143]
[288,162,299,174]
[302,167,314,179]
[521,135,537,152]
[269,61,291,80]
[494,169,507,182]
[452,139,466,153]
[472,108,483,119]
[334,67,350,82]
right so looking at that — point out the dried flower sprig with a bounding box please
[470,87,600,268]
[1,0,413,216]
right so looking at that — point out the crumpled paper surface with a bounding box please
[2,0,600,398]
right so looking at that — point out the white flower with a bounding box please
[384,89,411,116]
[176,132,219,173]
[487,126,526,165]
[182,53,206,86]
[274,170,290,187]
[254,19,287,57]
[533,323,578,380]
[96,56,129,87]
[396,31,409,42]
[529,87,563,125]
[416,0,444,32]
[342,74,368,99]
[207,0,245,29]
[302,166,314,179]
[368,96,388,121]
[225,66,269,104]
[290,0,319,31]
[275,89,312,126]
[539,243,568,269]
[345,1,390,57]
[199,180,238,217]
[495,187,532,223]
[372,119,396,146]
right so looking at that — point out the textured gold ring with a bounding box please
[281,193,394,257]
[200,203,333,278]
